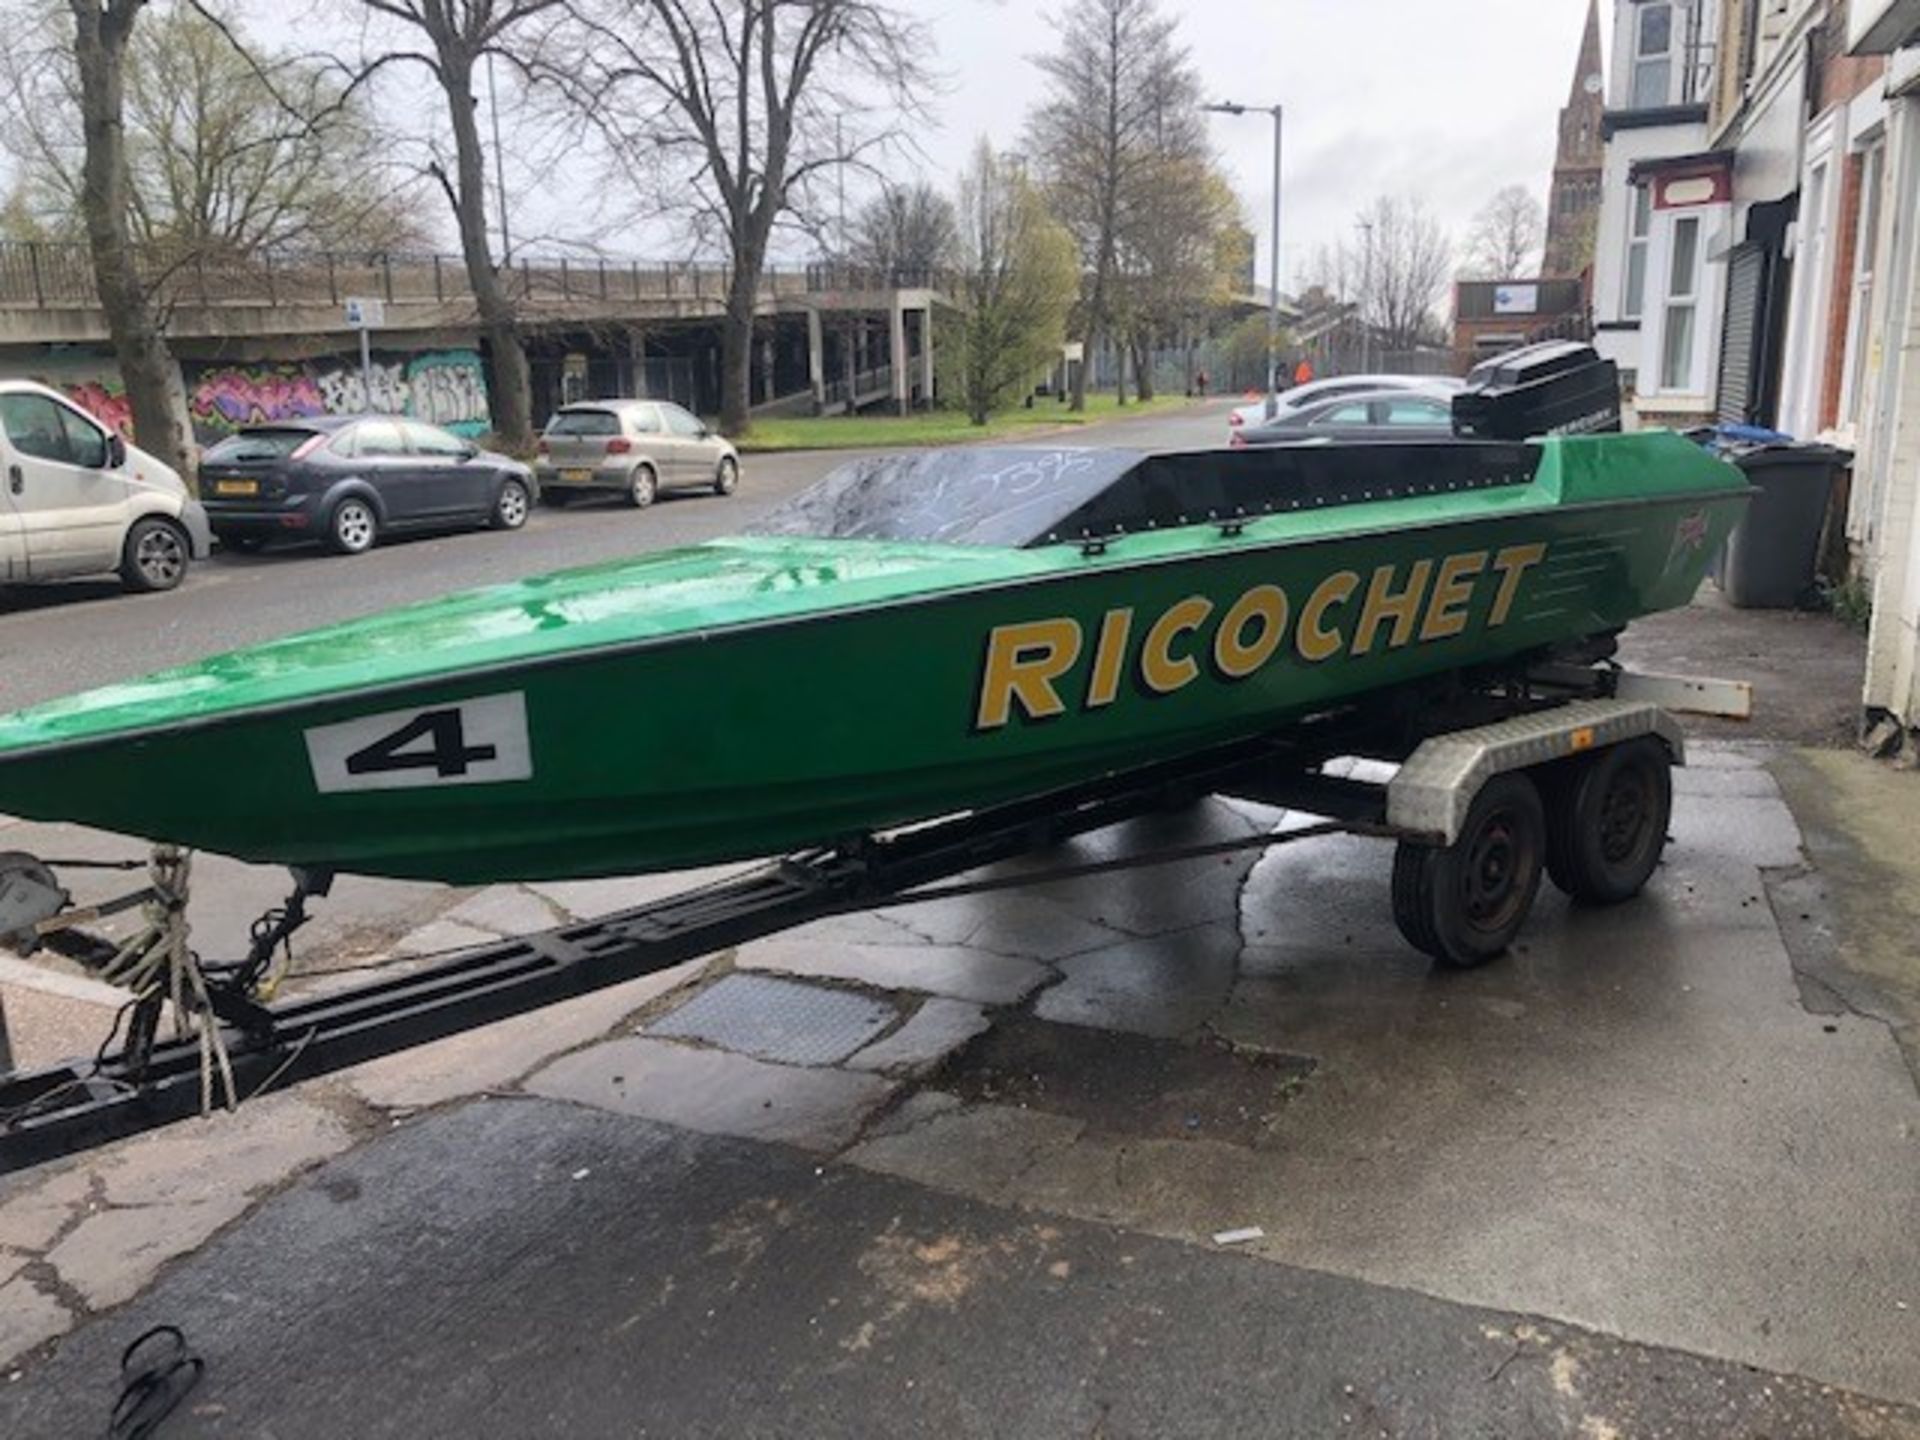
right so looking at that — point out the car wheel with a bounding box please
[492,477,531,531]
[713,455,739,496]
[120,517,190,593]
[627,464,658,509]
[327,497,379,555]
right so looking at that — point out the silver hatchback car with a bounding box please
[535,399,740,508]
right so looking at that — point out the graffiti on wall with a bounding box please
[189,364,326,433]
[185,349,491,442]
[64,380,134,438]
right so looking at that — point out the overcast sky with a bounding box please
[913,0,1604,289]
[231,0,1606,289]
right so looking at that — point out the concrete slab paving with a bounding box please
[1035,922,1242,1037]
[0,1092,356,1365]
[525,1035,895,1151]
[523,862,760,922]
[0,1278,69,1367]
[440,883,566,937]
[737,937,1051,1005]
[341,958,707,1112]
[385,916,500,958]
[875,889,1130,960]
[846,999,992,1077]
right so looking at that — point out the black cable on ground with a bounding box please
[107,1324,203,1439]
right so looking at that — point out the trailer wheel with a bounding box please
[1393,773,1545,969]
[1390,844,1439,956]
[1544,738,1672,905]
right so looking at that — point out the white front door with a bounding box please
[0,393,128,577]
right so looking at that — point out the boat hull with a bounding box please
[0,434,1749,884]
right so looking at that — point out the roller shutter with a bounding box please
[1717,243,1764,425]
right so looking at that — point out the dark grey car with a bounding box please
[199,416,536,555]
[1232,390,1458,447]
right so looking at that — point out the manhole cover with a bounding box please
[647,973,898,1066]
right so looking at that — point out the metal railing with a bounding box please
[823,362,894,407]
[0,239,939,312]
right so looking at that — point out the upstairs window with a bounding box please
[1633,3,1675,109]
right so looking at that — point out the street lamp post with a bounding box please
[1357,218,1374,374]
[1204,101,1284,419]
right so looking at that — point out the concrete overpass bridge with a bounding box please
[0,241,941,441]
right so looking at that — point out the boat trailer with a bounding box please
[0,663,1748,1174]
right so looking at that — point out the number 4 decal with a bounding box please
[305,694,533,795]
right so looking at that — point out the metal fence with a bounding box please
[0,240,942,312]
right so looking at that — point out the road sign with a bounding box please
[344,297,386,330]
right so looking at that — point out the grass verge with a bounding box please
[734,393,1197,452]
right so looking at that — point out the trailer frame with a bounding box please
[0,661,1745,1174]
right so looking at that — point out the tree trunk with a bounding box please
[719,225,770,435]
[442,51,532,451]
[719,264,759,436]
[1132,336,1154,401]
[71,1,190,476]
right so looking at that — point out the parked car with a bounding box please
[198,416,536,556]
[535,400,739,508]
[1230,389,1458,446]
[0,379,210,593]
[1228,374,1463,433]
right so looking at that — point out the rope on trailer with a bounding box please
[91,847,239,1118]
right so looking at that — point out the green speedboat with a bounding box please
[0,427,1748,885]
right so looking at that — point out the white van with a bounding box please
[0,379,210,593]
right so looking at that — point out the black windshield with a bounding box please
[750,442,1541,550]
[749,448,1140,548]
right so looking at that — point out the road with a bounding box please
[0,403,1231,711]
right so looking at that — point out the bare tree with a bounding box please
[1026,0,1202,411]
[1,3,425,256]
[340,0,561,450]
[60,0,189,471]
[1309,196,1452,354]
[947,140,1077,425]
[1461,185,1544,279]
[557,0,930,435]
[850,182,956,280]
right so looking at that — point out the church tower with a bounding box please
[1544,0,1606,278]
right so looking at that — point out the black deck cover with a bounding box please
[749,442,1542,549]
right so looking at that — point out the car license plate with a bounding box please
[560,469,595,484]
[213,479,258,496]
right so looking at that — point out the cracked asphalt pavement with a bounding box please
[2,404,1918,1435]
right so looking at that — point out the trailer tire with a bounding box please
[1544,738,1671,905]
[1391,843,1440,957]
[1397,772,1546,969]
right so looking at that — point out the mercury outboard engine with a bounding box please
[1452,341,1622,441]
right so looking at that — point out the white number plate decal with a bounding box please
[305,693,533,794]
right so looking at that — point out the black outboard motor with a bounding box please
[1451,341,1622,441]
